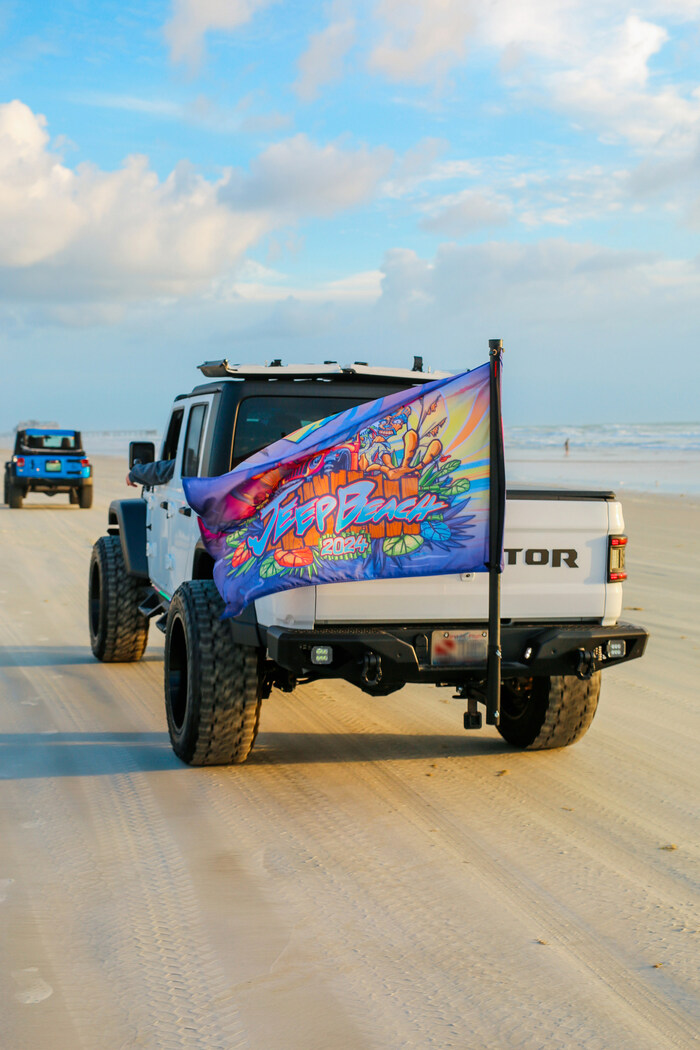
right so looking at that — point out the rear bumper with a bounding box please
[265,620,649,692]
[11,474,91,493]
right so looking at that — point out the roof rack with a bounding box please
[197,360,453,382]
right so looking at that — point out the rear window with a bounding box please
[19,432,80,452]
[232,395,366,466]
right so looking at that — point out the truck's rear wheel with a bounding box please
[89,536,149,661]
[497,672,601,750]
[164,580,263,766]
[69,489,79,505]
[78,485,93,509]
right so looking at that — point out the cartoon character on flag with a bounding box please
[183,362,500,618]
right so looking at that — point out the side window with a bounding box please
[161,409,184,462]
[182,404,208,477]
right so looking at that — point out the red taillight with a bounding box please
[14,456,25,467]
[608,535,628,582]
[80,459,90,467]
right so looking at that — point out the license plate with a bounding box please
[431,630,488,666]
[45,461,61,472]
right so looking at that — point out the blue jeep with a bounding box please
[4,428,93,508]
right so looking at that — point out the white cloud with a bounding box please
[0,103,393,309]
[224,268,383,303]
[541,15,700,151]
[487,8,700,154]
[0,101,266,298]
[363,2,700,161]
[294,16,357,101]
[369,0,473,83]
[215,238,700,420]
[364,239,700,421]
[222,133,394,215]
[165,0,277,69]
[0,101,86,268]
[420,189,511,233]
[372,239,700,345]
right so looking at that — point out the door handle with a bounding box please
[159,500,169,509]
[178,506,192,516]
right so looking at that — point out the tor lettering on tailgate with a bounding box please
[504,548,578,567]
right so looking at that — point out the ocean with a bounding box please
[4,424,699,496]
[504,423,700,496]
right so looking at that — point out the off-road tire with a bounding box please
[78,485,93,509]
[164,580,263,766]
[69,489,79,505]
[497,672,601,750]
[89,535,149,661]
[8,480,23,509]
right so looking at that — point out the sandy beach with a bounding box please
[0,451,698,1049]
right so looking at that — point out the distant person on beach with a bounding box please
[564,438,570,456]
[125,460,175,487]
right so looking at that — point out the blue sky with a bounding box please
[1,0,699,430]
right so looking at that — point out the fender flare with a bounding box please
[108,499,149,579]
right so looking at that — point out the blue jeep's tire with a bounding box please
[89,535,149,661]
[7,478,23,509]
[78,485,93,509]
[164,580,263,766]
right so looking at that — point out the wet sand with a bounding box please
[0,453,698,1049]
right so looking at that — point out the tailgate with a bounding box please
[313,494,616,624]
[29,455,84,476]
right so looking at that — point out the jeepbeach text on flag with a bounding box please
[183,361,501,619]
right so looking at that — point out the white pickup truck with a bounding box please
[88,360,648,765]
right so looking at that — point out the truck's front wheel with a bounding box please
[89,536,149,661]
[497,673,601,750]
[164,581,263,766]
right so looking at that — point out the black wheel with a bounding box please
[8,481,23,509]
[69,490,79,505]
[78,486,93,509]
[497,672,601,750]
[89,536,149,661]
[3,471,8,504]
[164,580,263,766]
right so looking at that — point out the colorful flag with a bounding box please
[183,363,500,618]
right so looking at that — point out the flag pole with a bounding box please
[486,339,505,726]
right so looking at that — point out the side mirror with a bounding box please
[129,441,155,468]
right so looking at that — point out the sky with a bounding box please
[1,0,699,430]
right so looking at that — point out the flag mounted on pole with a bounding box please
[184,356,505,621]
